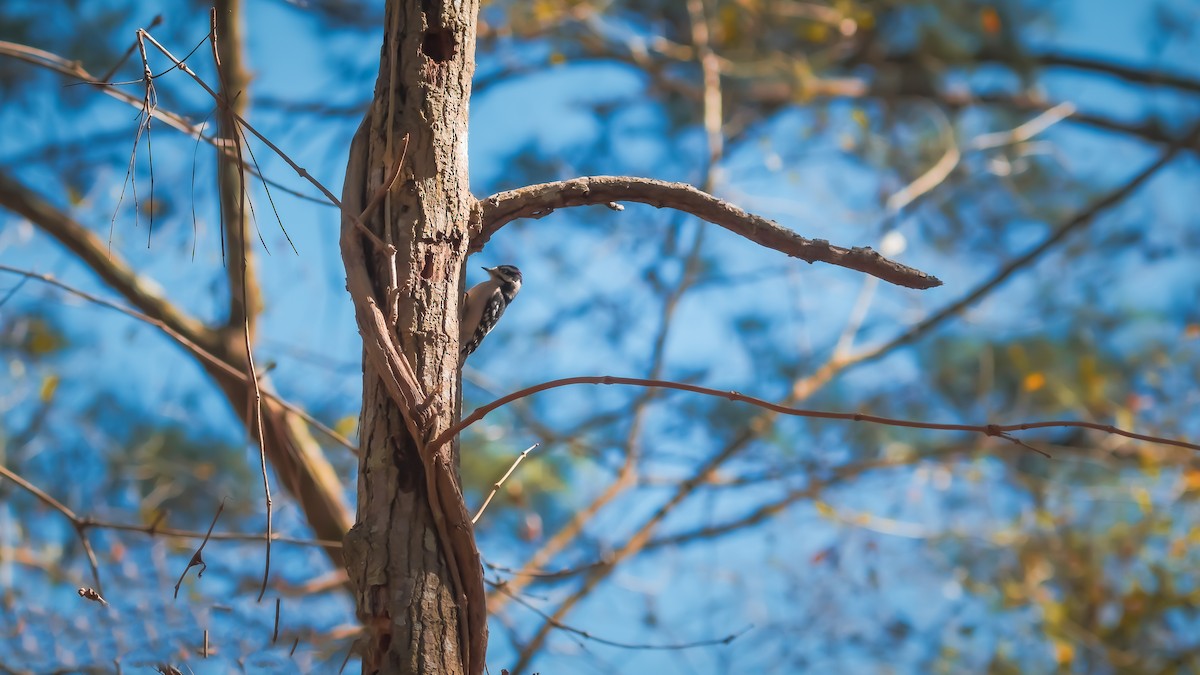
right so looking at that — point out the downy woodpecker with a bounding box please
[460,265,522,361]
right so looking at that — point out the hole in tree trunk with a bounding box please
[421,29,455,63]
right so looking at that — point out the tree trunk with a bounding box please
[341,0,481,673]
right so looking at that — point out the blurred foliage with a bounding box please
[0,312,69,361]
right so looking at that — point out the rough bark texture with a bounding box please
[340,0,482,673]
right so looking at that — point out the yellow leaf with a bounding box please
[850,108,869,129]
[718,5,740,43]
[1022,372,1045,392]
[1132,486,1152,514]
[531,0,557,23]
[1042,600,1064,625]
[1182,469,1200,492]
[39,374,59,402]
[334,415,358,438]
[814,501,834,518]
[1053,639,1075,666]
[1001,580,1024,604]
[548,51,566,66]
[27,323,61,356]
[803,22,830,43]
[854,10,875,31]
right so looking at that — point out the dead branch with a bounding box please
[431,375,1200,457]
[0,40,329,206]
[473,176,942,289]
[473,443,539,524]
[174,499,225,598]
[208,2,273,603]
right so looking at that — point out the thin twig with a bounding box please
[137,30,344,208]
[0,266,357,454]
[209,6,274,603]
[430,375,1200,456]
[686,0,722,168]
[174,498,225,598]
[83,517,341,547]
[473,443,538,524]
[492,580,750,651]
[840,119,1200,373]
[0,464,103,593]
[0,274,30,308]
[0,41,329,206]
[886,105,959,214]
[0,461,335,555]
[99,14,163,83]
[886,101,1076,214]
[969,101,1076,150]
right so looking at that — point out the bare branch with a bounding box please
[0,265,356,454]
[431,375,1200,457]
[0,40,331,206]
[473,443,538,524]
[686,0,723,168]
[474,176,942,289]
[174,499,225,598]
[883,48,1200,98]
[645,445,967,555]
[886,101,1076,215]
[492,580,750,652]
[885,105,960,214]
[485,219,710,614]
[939,92,1199,152]
[208,1,274,603]
[968,101,1077,150]
[812,118,1200,386]
[0,463,104,594]
[0,264,352,568]
[0,170,210,348]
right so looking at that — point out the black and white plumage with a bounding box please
[459,265,522,361]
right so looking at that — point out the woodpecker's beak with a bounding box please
[483,266,496,275]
